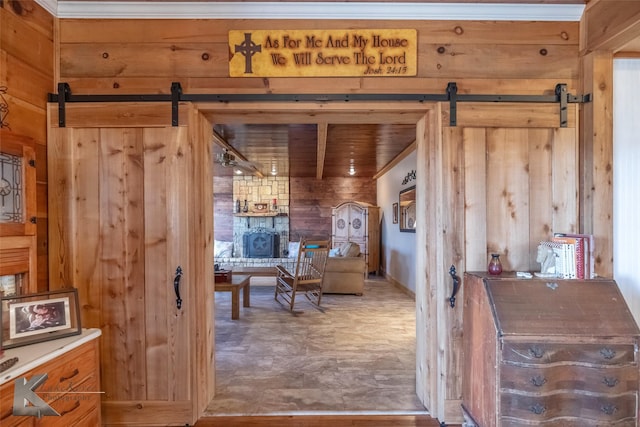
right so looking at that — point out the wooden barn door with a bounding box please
[47,103,214,426]
[418,102,579,423]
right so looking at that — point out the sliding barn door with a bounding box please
[417,102,579,423]
[47,103,214,425]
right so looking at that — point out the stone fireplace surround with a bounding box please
[216,175,292,270]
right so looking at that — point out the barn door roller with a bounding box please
[50,82,590,128]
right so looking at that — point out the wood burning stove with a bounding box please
[243,230,280,258]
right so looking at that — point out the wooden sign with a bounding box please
[229,29,417,77]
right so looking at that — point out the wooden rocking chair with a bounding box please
[274,239,330,312]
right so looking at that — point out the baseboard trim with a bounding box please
[381,270,415,299]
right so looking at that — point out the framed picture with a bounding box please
[392,202,399,224]
[1,288,81,349]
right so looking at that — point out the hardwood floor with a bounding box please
[194,414,450,426]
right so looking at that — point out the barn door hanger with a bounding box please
[446,82,591,128]
[50,82,591,129]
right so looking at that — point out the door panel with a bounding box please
[48,124,194,424]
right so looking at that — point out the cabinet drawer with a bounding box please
[501,392,637,422]
[501,418,637,427]
[35,377,99,427]
[501,364,639,394]
[36,344,97,395]
[502,342,636,365]
[0,340,99,427]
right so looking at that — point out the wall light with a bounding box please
[348,160,356,176]
[234,169,243,175]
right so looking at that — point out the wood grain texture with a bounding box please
[417,108,438,417]
[47,121,203,425]
[463,272,640,426]
[289,177,376,241]
[440,125,465,408]
[213,176,233,242]
[486,128,531,272]
[100,128,147,400]
[188,109,215,416]
[580,51,614,278]
[462,127,487,271]
[194,415,454,427]
[582,0,640,53]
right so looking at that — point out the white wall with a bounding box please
[614,59,640,323]
[377,151,417,293]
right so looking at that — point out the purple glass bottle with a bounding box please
[488,254,503,275]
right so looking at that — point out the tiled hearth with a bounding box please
[215,256,295,271]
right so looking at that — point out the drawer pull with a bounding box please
[60,368,79,383]
[530,403,546,415]
[530,375,547,387]
[603,377,619,387]
[601,404,618,415]
[528,346,544,359]
[59,400,81,417]
[600,347,616,360]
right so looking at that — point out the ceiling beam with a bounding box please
[581,0,640,53]
[316,123,328,180]
[212,129,265,178]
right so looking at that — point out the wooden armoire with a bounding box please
[331,201,380,274]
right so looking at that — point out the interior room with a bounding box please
[1,1,640,427]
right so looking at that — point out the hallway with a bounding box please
[206,276,426,415]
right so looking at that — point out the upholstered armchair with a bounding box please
[323,242,366,295]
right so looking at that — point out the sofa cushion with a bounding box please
[338,241,361,257]
[288,241,301,258]
[214,240,233,258]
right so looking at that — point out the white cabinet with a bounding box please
[331,201,380,274]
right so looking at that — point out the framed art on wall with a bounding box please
[0,288,81,349]
[393,202,398,224]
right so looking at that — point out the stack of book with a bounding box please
[539,233,595,279]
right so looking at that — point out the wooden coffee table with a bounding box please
[214,274,250,320]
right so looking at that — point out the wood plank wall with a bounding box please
[290,177,376,241]
[0,1,54,291]
[57,19,579,95]
[213,176,233,242]
[56,16,580,255]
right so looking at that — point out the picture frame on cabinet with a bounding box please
[0,288,81,349]
[392,203,398,224]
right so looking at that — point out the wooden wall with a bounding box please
[213,176,377,242]
[57,19,579,95]
[213,176,233,242]
[290,177,377,240]
[0,0,54,291]
[55,16,581,270]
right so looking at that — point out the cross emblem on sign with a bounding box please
[235,33,262,74]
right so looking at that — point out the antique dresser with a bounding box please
[462,272,640,426]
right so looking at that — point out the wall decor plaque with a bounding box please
[229,29,417,77]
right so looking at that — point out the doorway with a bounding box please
[199,101,436,416]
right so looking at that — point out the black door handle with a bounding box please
[449,265,461,308]
[174,266,183,309]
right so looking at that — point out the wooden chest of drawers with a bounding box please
[0,329,101,427]
[462,273,640,426]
